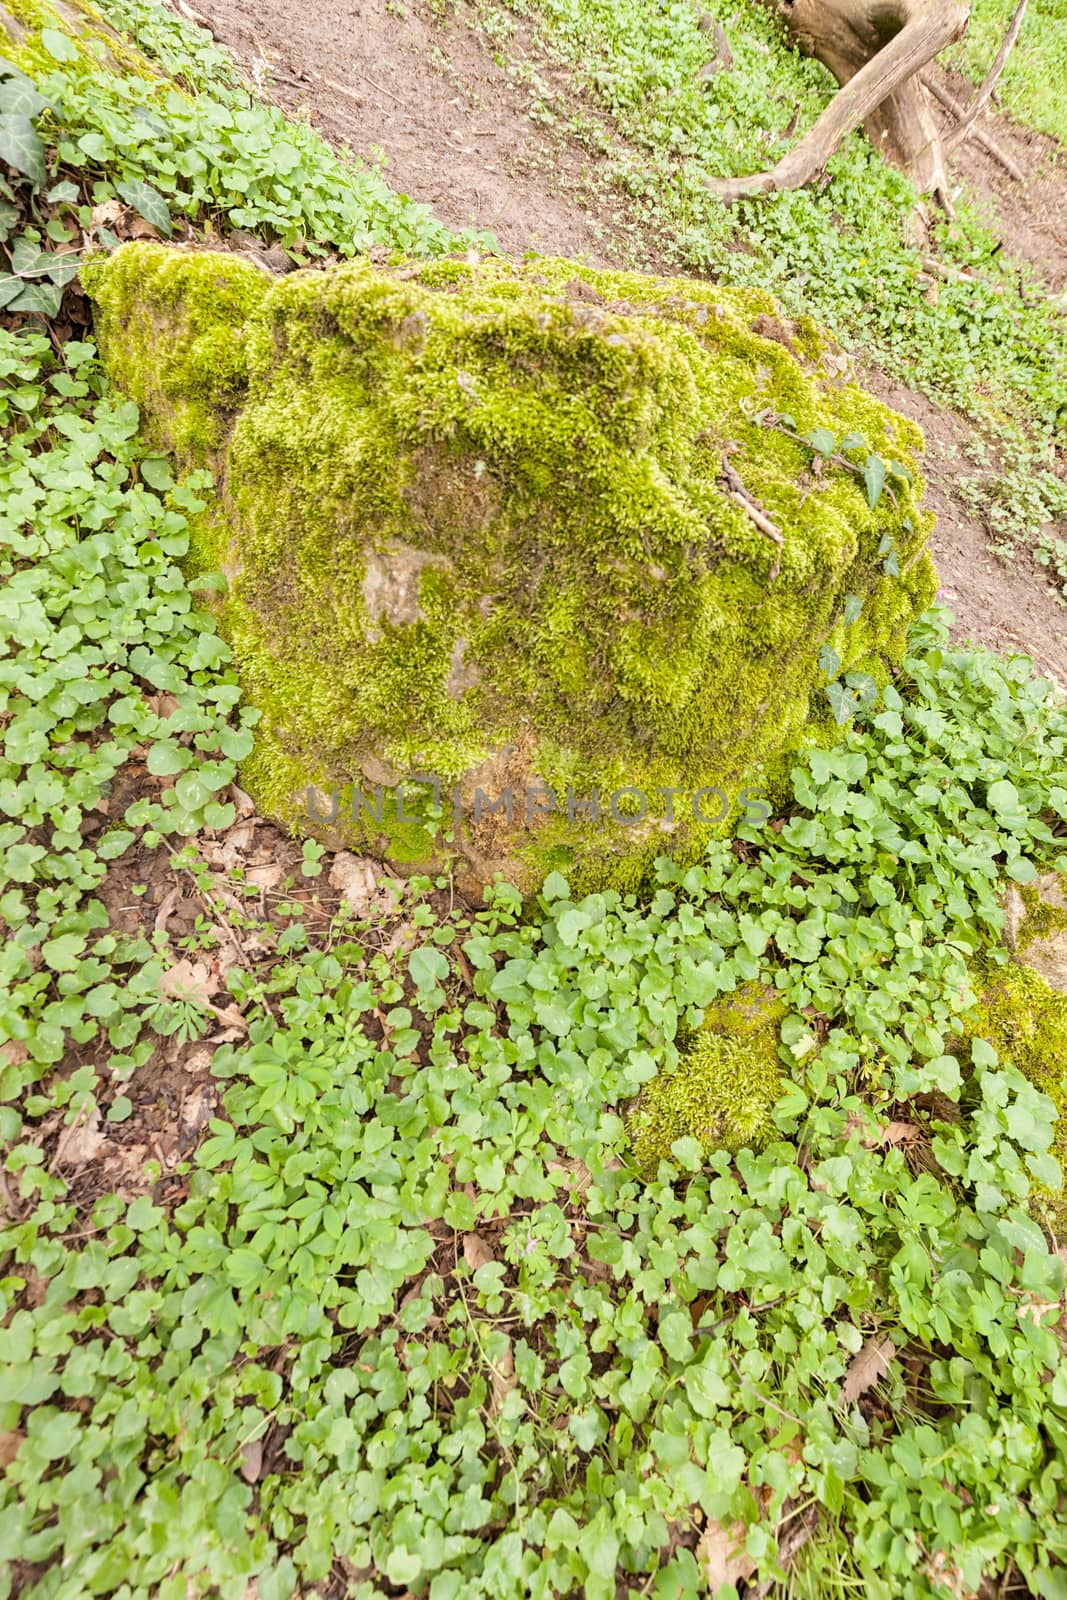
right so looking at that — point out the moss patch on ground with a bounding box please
[84,242,937,892]
[968,961,1067,1238]
[627,982,785,1170]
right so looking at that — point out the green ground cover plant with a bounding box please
[2,4,1067,1598]
[0,0,478,320]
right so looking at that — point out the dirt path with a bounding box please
[172,0,1065,682]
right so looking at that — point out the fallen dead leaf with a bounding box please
[180,1083,217,1137]
[0,1430,25,1470]
[328,852,401,917]
[841,1334,895,1405]
[89,198,124,230]
[490,1337,515,1416]
[462,1232,495,1272]
[153,885,182,935]
[159,958,217,1005]
[239,1437,263,1484]
[698,1519,757,1595]
[54,1106,107,1168]
[547,1156,594,1197]
[246,862,283,891]
[879,1121,920,1147]
[210,1003,248,1033]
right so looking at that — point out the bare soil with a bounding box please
[170,0,1066,680]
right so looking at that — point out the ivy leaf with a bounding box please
[0,112,46,185]
[843,594,863,625]
[115,178,173,237]
[863,454,886,510]
[845,672,880,708]
[7,279,63,315]
[803,426,836,457]
[825,681,855,725]
[818,642,840,679]
[0,73,48,119]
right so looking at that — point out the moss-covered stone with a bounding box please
[83,242,937,892]
[1003,873,1067,994]
[627,983,784,1171]
[967,961,1067,1237]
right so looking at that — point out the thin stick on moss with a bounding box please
[718,455,783,580]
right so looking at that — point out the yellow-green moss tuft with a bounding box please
[627,983,785,1171]
[968,962,1067,1237]
[84,243,938,892]
[1016,876,1067,952]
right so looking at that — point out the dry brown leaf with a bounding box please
[210,1003,249,1034]
[181,1047,214,1076]
[54,1106,106,1168]
[841,1334,895,1405]
[239,1437,263,1484]
[0,1430,25,1470]
[146,692,180,719]
[880,1121,920,1147]
[246,863,283,891]
[462,1232,495,1272]
[209,1024,247,1044]
[329,852,400,917]
[547,1156,593,1197]
[153,885,182,935]
[159,958,217,1005]
[697,1519,757,1594]
[490,1337,515,1416]
[90,199,124,230]
[180,1084,217,1137]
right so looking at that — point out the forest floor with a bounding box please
[172,0,1067,685]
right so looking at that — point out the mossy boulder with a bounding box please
[1003,873,1067,995]
[967,961,1067,1238]
[627,983,784,1170]
[83,242,937,893]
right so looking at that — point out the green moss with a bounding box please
[627,983,785,1171]
[82,247,267,462]
[85,243,938,892]
[1016,876,1067,952]
[968,961,1067,1237]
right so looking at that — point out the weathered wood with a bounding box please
[705,0,971,204]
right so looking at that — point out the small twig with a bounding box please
[323,70,402,107]
[718,456,783,580]
[944,0,1030,155]
[920,74,1025,179]
[0,1168,27,1223]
